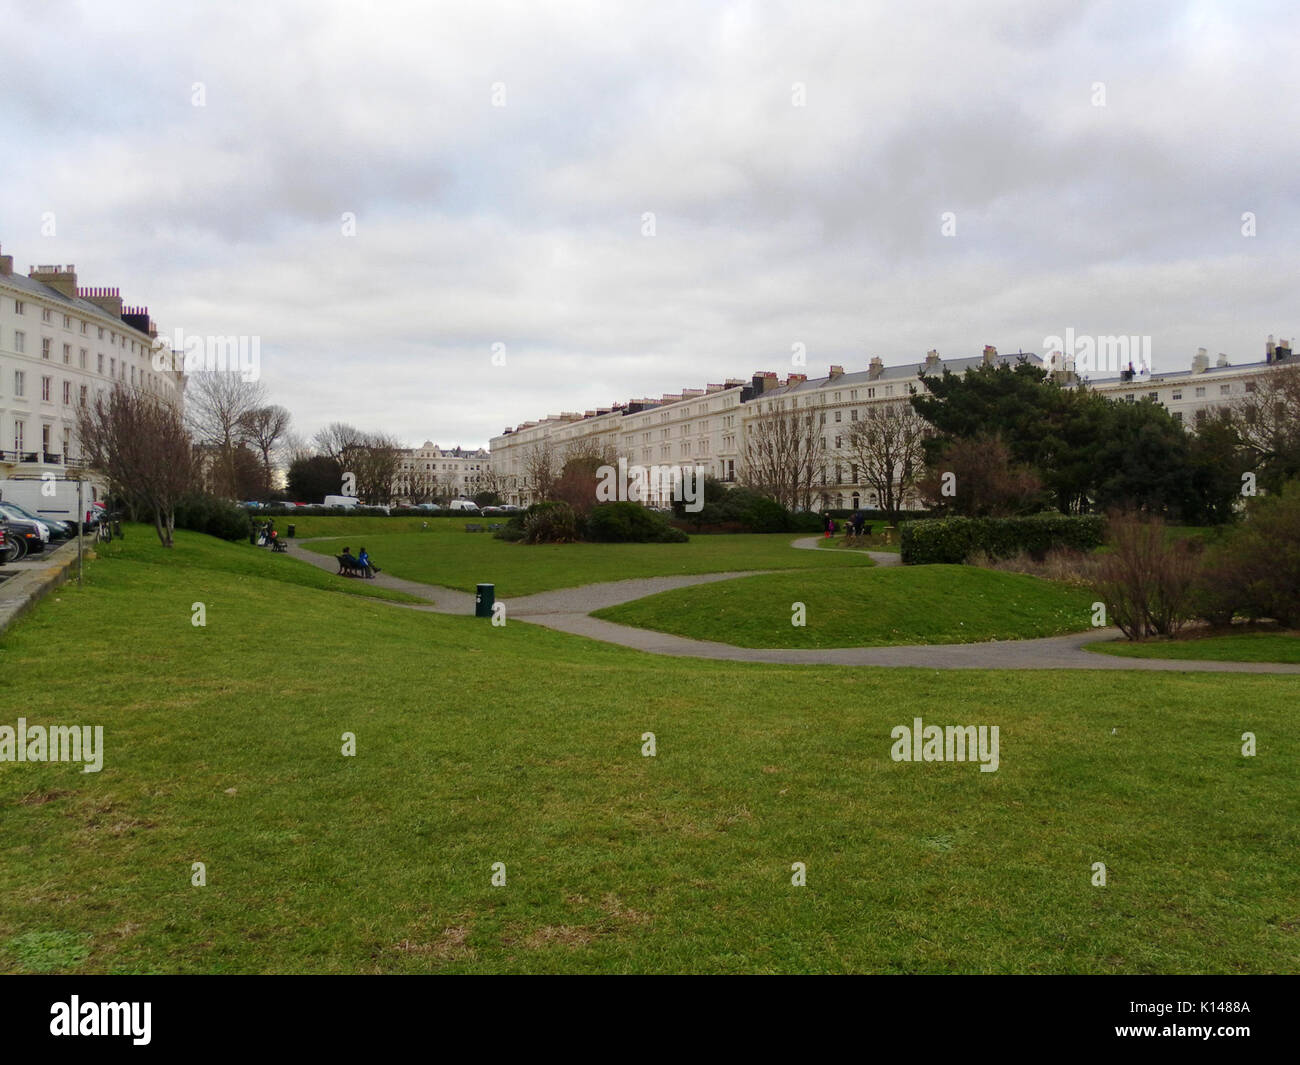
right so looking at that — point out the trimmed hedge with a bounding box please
[174,494,253,541]
[900,513,1104,565]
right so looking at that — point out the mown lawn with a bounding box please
[1089,630,1300,664]
[299,524,874,596]
[594,565,1097,648]
[94,526,427,604]
[0,534,1296,973]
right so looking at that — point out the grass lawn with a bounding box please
[94,525,428,604]
[594,565,1097,648]
[817,535,901,553]
[299,524,874,596]
[1,533,1295,974]
[1088,630,1300,664]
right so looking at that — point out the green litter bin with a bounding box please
[475,583,495,618]
[287,524,296,538]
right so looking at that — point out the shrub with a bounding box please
[901,513,1104,565]
[1190,481,1300,627]
[1093,512,1199,640]
[587,502,688,543]
[174,494,252,541]
[521,501,579,544]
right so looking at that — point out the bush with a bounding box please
[1094,513,1199,640]
[521,501,580,544]
[901,513,1104,565]
[174,494,252,541]
[1191,482,1300,628]
[587,502,688,543]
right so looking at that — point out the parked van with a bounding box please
[0,477,100,532]
[322,495,361,509]
[448,499,480,512]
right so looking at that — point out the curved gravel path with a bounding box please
[283,537,1300,674]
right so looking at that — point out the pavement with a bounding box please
[0,538,87,635]
[282,536,1300,674]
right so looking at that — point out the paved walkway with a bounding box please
[282,537,1300,674]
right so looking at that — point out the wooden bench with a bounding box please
[336,554,366,577]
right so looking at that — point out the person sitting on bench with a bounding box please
[357,546,379,578]
[340,546,360,573]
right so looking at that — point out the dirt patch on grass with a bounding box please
[17,788,71,806]
[395,921,477,963]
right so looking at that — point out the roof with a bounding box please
[0,271,156,342]
[1083,358,1277,386]
[767,352,1046,397]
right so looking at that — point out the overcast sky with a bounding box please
[2,0,1296,448]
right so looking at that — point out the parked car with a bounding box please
[0,502,53,543]
[448,499,480,512]
[480,506,504,515]
[0,517,44,557]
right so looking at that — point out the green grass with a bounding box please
[299,525,874,596]
[0,533,1296,974]
[95,525,428,604]
[594,565,1097,648]
[1088,630,1300,663]
[817,535,901,553]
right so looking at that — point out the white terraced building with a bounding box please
[489,339,1295,511]
[392,443,491,503]
[0,247,183,506]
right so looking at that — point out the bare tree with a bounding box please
[352,433,403,505]
[76,386,194,546]
[741,398,825,510]
[239,405,291,497]
[1229,363,1300,493]
[523,438,560,504]
[844,400,930,521]
[185,373,267,498]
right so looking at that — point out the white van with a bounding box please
[323,495,361,509]
[448,499,480,512]
[0,477,99,530]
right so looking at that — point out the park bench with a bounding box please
[465,523,484,532]
[336,554,366,577]
[271,539,288,553]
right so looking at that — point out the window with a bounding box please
[819,412,826,425]
[1172,411,1183,423]
[97,353,104,374]
[1148,392,1158,401]
[63,314,71,329]
[42,337,51,359]
[1195,386,1206,398]
[79,348,86,368]
[80,321,87,335]
[834,410,842,423]
[79,384,87,407]
[42,308,52,323]
[97,327,104,340]
[835,436,842,449]
[42,376,51,401]
[13,420,24,451]
[63,343,71,364]
[111,358,116,377]
[850,409,858,421]
[14,370,24,397]
[13,330,23,353]
[867,387,876,399]
[1171,390,1182,401]
[1220,384,1230,395]
[62,380,71,405]
[14,299,24,314]
[1125,394,1135,402]
[1245,381,1257,393]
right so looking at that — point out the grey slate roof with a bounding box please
[0,271,155,341]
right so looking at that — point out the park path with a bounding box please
[283,538,1300,674]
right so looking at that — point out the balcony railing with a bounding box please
[0,450,84,466]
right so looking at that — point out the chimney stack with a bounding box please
[29,263,78,298]
[0,244,12,277]
[787,373,807,387]
[1266,335,1276,362]
[79,285,124,318]
[1216,352,1229,367]
[1191,347,1210,374]
[924,349,941,370]
[982,344,998,365]
[868,356,884,379]
[1277,338,1293,362]
[828,365,845,379]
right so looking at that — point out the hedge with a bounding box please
[587,502,688,543]
[900,513,1105,565]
